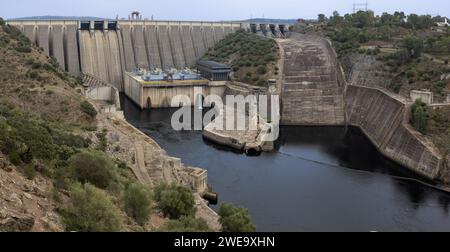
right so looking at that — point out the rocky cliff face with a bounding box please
[0,154,64,232]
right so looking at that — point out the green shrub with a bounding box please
[81,124,97,132]
[123,183,152,226]
[75,76,84,85]
[154,183,195,219]
[257,79,266,86]
[29,71,39,80]
[95,130,108,151]
[80,101,97,118]
[163,216,210,232]
[0,36,9,47]
[43,63,55,71]
[49,56,59,69]
[421,73,431,81]
[51,130,88,149]
[62,183,122,232]
[0,18,5,26]
[411,99,429,134]
[67,150,117,189]
[257,66,267,74]
[23,164,37,180]
[8,151,22,166]
[31,62,42,69]
[4,116,56,161]
[15,40,32,53]
[218,203,256,232]
[390,49,411,65]
[405,69,416,78]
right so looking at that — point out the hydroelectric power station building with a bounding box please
[124,69,227,109]
[196,60,232,81]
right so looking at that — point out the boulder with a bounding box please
[0,209,35,232]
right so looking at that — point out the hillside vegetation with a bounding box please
[315,11,450,97]
[202,29,280,86]
[0,18,255,232]
[311,12,450,155]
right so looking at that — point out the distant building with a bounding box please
[196,60,231,81]
[436,18,449,27]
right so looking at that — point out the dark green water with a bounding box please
[121,95,450,231]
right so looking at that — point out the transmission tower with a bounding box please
[353,0,368,13]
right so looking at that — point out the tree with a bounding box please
[154,183,196,219]
[80,101,97,118]
[163,216,210,232]
[218,203,256,232]
[411,99,428,134]
[401,36,424,59]
[330,11,343,26]
[352,11,375,28]
[318,14,326,23]
[123,183,152,226]
[380,12,394,25]
[407,14,433,30]
[62,183,122,232]
[393,11,406,22]
[67,150,117,189]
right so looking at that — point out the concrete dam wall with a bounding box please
[345,85,445,181]
[7,20,241,90]
[339,52,448,182]
[278,32,448,183]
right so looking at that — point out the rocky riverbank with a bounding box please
[93,108,221,230]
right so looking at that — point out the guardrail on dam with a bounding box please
[6,20,242,90]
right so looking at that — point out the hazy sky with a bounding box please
[0,0,449,21]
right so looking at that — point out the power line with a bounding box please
[353,0,368,13]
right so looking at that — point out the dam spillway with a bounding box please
[279,33,346,125]
[7,20,241,90]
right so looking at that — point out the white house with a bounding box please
[436,18,449,27]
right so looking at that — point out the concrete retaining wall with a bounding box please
[345,84,444,180]
[339,51,449,183]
